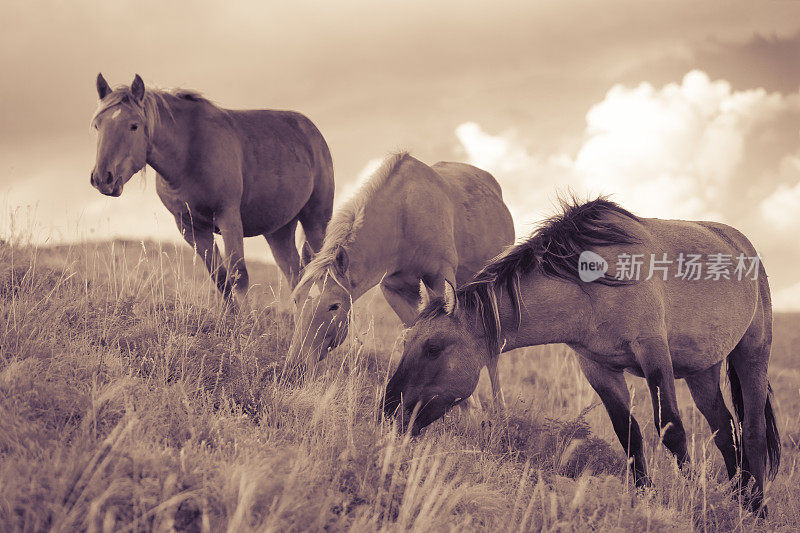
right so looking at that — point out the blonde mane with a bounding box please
[90,85,215,136]
[296,151,410,290]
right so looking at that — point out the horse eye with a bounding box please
[328,303,340,312]
[424,344,442,359]
[130,124,139,131]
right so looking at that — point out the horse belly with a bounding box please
[667,336,730,378]
[664,278,758,376]
[666,312,748,377]
[239,167,315,236]
[239,195,302,236]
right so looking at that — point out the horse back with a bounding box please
[226,108,331,178]
[422,161,514,279]
[431,161,504,199]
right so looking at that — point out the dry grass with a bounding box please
[0,238,798,532]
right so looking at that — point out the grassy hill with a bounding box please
[0,239,798,531]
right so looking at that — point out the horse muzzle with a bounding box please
[90,170,123,197]
[409,396,454,435]
[286,334,334,372]
[295,324,347,365]
[386,400,429,437]
[383,383,456,436]
[383,370,408,417]
[382,388,403,418]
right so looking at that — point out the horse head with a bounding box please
[90,73,149,197]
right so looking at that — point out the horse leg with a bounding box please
[684,362,738,480]
[632,337,689,467]
[174,214,233,300]
[297,203,329,253]
[577,355,649,487]
[264,218,301,289]
[729,341,771,516]
[215,209,249,310]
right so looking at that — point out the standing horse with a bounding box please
[384,198,779,516]
[90,74,334,305]
[288,152,514,379]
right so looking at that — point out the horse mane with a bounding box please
[418,196,642,353]
[296,151,410,290]
[90,84,217,136]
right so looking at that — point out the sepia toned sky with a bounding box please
[2,0,800,308]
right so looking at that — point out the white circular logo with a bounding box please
[578,251,608,282]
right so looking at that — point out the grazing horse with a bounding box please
[288,152,514,378]
[90,74,334,305]
[384,198,779,517]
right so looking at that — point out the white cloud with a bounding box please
[333,157,384,209]
[574,70,797,220]
[455,122,576,235]
[773,281,800,311]
[455,123,532,176]
[458,70,800,222]
[759,156,800,231]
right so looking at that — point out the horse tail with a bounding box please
[727,358,781,481]
[727,359,744,449]
[764,382,781,480]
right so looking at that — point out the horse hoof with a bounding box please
[740,492,767,520]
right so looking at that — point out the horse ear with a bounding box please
[131,74,145,101]
[300,241,315,269]
[96,73,112,100]
[333,246,349,277]
[443,279,459,315]
[418,279,431,313]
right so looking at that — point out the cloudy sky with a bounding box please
[2,0,800,308]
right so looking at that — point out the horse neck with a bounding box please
[341,239,397,301]
[340,197,405,300]
[494,271,588,352]
[145,95,192,185]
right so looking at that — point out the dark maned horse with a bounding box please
[90,74,334,305]
[384,198,780,516]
